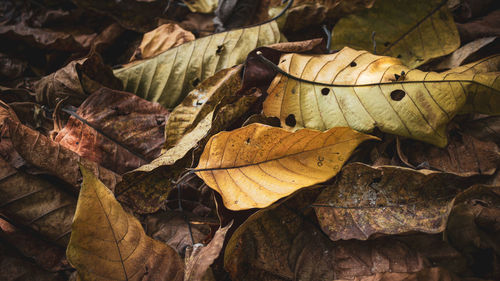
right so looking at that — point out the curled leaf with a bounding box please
[66,166,184,281]
[194,123,377,210]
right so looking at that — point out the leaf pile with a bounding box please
[1,0,499,280]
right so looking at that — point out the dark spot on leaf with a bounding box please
[350,61,357,67]
[245,138,250,144]
[372,177,382,184]
[285,114,296,127]
[394,74,400,80]
[384,41,390,47]
[397,54,402,58]
[321,88,330,95]
[192,77,200,87]
[390,89,406,101]
[281,59,286,63]
[216,45,224,54]
[291,88,296,94]
[76,141,79,145]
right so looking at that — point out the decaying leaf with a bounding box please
[33,52,122,107]
[456,10,500,44]
[145,212,211,255]
[263,48,500,147]
[130,23,195,63]
[194,123,377,210]
[397,132,500,177]
[66,166,184,281]
[446,185,500,279]
[116,87,261,213]
[164,65,242,150]
[0,101,121,192]
[462,116,500,145]
[54,87,169,174]
[113,16,282,108]
[435,37,498,70]
[331,0,460,68]
[225,190,466,280]
[0,157,76,246]
[314,163,470,241]
[184,221,232,281]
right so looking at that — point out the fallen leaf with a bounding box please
[0,53,26,81]
[129,23,195,63]
[0,156,76,245]
[145,212,211,255]
[194,123,377,210]
[446,185,500,279]
[184,0,218,14]
[113,14,282,109]
[164,65,242,150]
[116,87,261,213]
[262,48,500,147]
[456,10,500,44]
[0,243,65,281]
[214,0,259,31]
[397,131,500,177]
[436,37,498,70]
[184,221,232,281]
[334,267,462,281]
[33,52,122,108]
[225,190,466,280]
[462,116,500,145]
[54,87,169,174]
[331,0,460,68]
[314,163,471,241]
[0,101,121,192]
[66,166,184,281]
[0,218,68,272]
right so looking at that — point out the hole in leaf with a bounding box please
[285,114,296,127]
[372,177,382,184]
[390,89,406,101]
[397,54,402,58]
[192,77,200,87]
[245,138,251,144]
[384,41,390,47]
[216,45,224,54]
[350,61,357,67]
[321,88,330,95]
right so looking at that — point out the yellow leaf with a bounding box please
[331,0,460,68]
[194,123,378,210]
[262,48,500,147]
[164,65,242,151]
[113,18,282,108]
[183,0,218,14]
[67,166,184,281]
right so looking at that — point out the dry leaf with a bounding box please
[164,65,242,150]
[184,0,218,14]
[33,52,122,107]
[129,23,195,63]
[54,87,169,174]
[145,212,211,255]
[0,101,121,192]
[314,163,471,241]
[116,87,261,213]
[225,190,466,280]
[462,116,500,146]
[331,0,460,68]
[113,16,282,108]
[446,185,500,279]
[184,221,232,281]
[397,133,500,177]
[436,37,498,70]
[66,166,184,281]
[456,10,500,44]
[263,48,500,147]
[194,123,377,210]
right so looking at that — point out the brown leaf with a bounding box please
[0,243,65,281]
[0,155,76,246]
[184,221,232,281]
[397,132,500,177]
[33,52,122,107]
[54,87,169,174]
[0,218,68,272]
[225,190,466,280]
[314,163,471,241]
[66,166,184,281]
[129,23,195,63]
[9,102,53,135]
[337,267,462,281]
[462,116,500,146]
[456,10,500,43]
[0,53,26,81]
[0,101,121,193]
[145,212,211,255]
[446,185,500,279]
[435,37,498,70]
